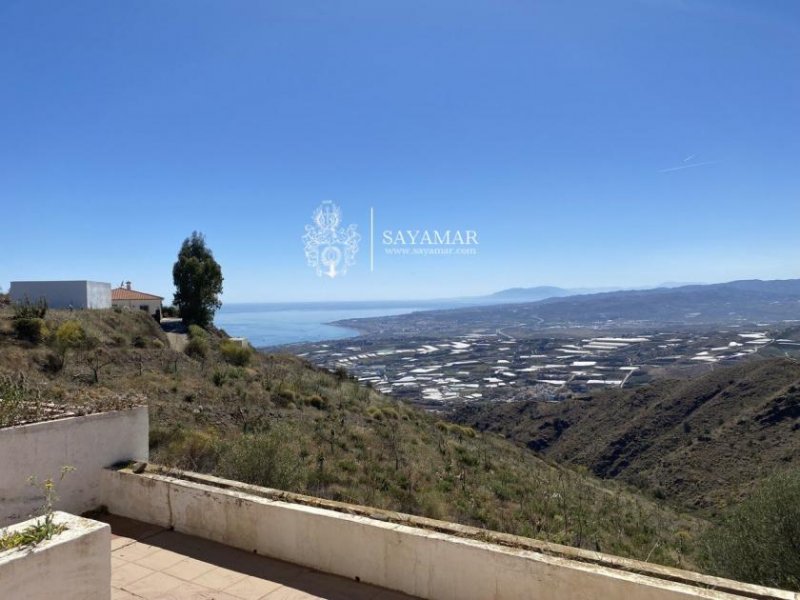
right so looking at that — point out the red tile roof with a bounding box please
[111,287,164,301]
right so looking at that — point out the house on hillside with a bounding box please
[111,281,163,321]
[9,280,112,309]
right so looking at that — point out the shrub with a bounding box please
[0,373,43,427]
[131,335,147,348]
[40,352,64,373]
[219,427,304,491]
[211,369,226,387]
[381,407,399,420]
[187,324,207,340]
[13,318,48,343]
[55,320,85,349]
[702,470,800,590]
[220,340,252,366]
[161,429,222,472]
[12,297,47,319]
[306,394,328,410]
[272,389,297,407]
[184,336,209,360]
[48,320,87,370]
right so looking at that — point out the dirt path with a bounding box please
[161,318,188,352]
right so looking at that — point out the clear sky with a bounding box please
[2,1,798,302]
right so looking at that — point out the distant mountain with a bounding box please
[526,278,800,324]
[489,286,574,301]
[452,356,800,516]
[335,278,800,336]
[488,285,625,302]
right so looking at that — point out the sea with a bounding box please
[214,301,458,348]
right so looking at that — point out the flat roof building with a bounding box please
[9,280,111,309]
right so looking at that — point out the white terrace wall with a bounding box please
[0,512,110,600]
[102,468,797,600]
[0,407,148,526]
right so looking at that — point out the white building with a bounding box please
[9,280,111,309]
[111,282,163,320]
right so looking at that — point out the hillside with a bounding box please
[453,357,800,515]
[0,306,701,569]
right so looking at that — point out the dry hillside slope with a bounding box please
[453,357,800,515]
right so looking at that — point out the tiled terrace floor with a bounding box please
[103,514,418,600]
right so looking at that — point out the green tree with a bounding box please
[172,232,223,327]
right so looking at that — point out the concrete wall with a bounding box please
[102,468,797,600]
[9,280,111,309]
[112,299,162,316]
[0,407,148,526]
[0,511,110,600]
[86,281,112,309]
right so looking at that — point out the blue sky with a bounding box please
[1,1,798,302]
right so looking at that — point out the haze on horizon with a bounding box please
[2,1,798,303]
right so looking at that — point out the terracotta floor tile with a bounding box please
[124,571,186,598]
[112,535,136,551]
[114,540,161,562]
[111,588,142,600]
[224,574,285,600]
[146,581,241,600]
[112,561,155,587]
[135,547,190,571]
[163,556,217,582]
[192,566,249,590]
[262,588,324,600]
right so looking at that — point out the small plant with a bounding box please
[12,297,48,320]
[272,389,297,407]
[306,394,328,410]
[0,466,74,551]
[220,340,252,366]
[12,318,49,343]
[211,369,227,387]
[0,373,43,427]
[185,336,209,359]
[187,324,207,340]
[82,348,114,384]
[52,320,86,370]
